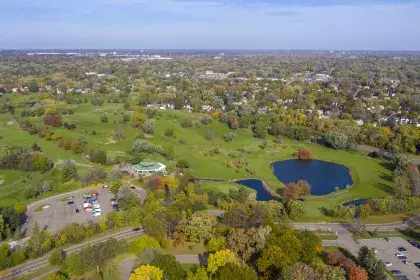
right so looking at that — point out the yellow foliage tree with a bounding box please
[44,107,58,115]
[129,265,163,280]
[207,249,237,274]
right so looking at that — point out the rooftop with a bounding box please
[133,160,165,171]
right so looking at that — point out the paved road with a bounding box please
[0,229,144,280]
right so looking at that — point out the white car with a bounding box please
[43,204,51,209]
[93,212,101,217]
[93,208,102,212]
[395,253,405,257]
[384,262,392,267]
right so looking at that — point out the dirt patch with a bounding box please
[144,134,153,138]
[0,180,4,185]
[6,121,14,125]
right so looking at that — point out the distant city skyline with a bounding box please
[2,0,420,50]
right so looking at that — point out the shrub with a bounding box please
[223,132,236,142]
[164,128,174,137]
[44,115,62,127]
[325,131,349,150]
[100,115,108,123]
[181,118,193,128]
[294,149,314,160]
[177,159,190,168]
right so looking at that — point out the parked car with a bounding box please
[402,260,411,264]
[383,262,392,267]
[408,240,418,246]
[132,227,141,231]
[398,256,407,260]
[398,247,407,252]
[391,270,401,275]
[395,252,405,257]
[76,208,80,213]
[414,262,420,268]
[384,237,390,242]
[373,249,378,254]
[93,212,101,217]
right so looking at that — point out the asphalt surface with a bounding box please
[23,188,115,237]
[23,187,147,237]
[0,229,144,280]
[358,237,420,280]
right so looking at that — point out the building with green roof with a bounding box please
[133,160,166,175]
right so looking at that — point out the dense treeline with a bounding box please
[0,145,53,173]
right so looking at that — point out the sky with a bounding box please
[1,0,420,50]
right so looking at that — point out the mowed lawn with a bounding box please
[1,100,394,221]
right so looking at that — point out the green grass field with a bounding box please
[0,95,398,221]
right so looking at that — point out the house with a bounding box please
[133,160,166,175]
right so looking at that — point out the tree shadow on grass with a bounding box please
[379,161,395,171]
[379,173,393,182]
[373,182,394,195]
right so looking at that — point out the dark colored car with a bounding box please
[408,240,418,246]
[132,227,141,231]
[76,208,80,213]
[384,237,390,242]
[67,200,74,205]
[414,262,420,268]
[391,270,401,275]
[398,256,407,260]
[398,247,407,252]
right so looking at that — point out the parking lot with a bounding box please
[358,238,420,279]
[24,188,116,236]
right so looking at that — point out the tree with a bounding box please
[223,132,236,142]
[132,112,148,129]
[42,181,52,192]
[142,214,167,243]
[286,200,306,219]
[294,149,314,160]
[325,131,349,150]
[129,235,161,255]
[100,115,108,123]
[216,263,258,280]
[408,165,420,196]
[348,266,368,280]
[112,127,126,140]
[282,263,317,280]
[207,249,238,274]
[295,230,322,264]
[110,181,122,196]
[177,159,190,168]
[130,265,163,280]
[49,249,65,265]
[143,119,155,134]
[257,245,286,276]
[132,139,159,154]
[253,121,267,139]
[32,142,42,152]
[47,272,68,280]
[357,246,387,280]
[61,163,77,183]
[204,130,215,141]
[181,118,193,128]
[227,226,271,261]
[89,150,107,164]
[187,267,209,280]
[44,115,62,127]
[151,254,186,280]
[205,236,226,252]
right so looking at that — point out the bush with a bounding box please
[198,115,213,125]
[143,119,155,134]
[204,130,215,141]
[294,149,314,160]
[89,150,107,164]
[164,128,174,137]
[324,131,349,150]
[100,115,108,123]
[176,159,190,168]
[181,118,193,128]
[223,132,236,142]
[44,115,62,127]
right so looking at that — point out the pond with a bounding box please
[236,179,281,202]
[271,159,353,195]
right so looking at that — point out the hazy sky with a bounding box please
[2,0,420,50]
